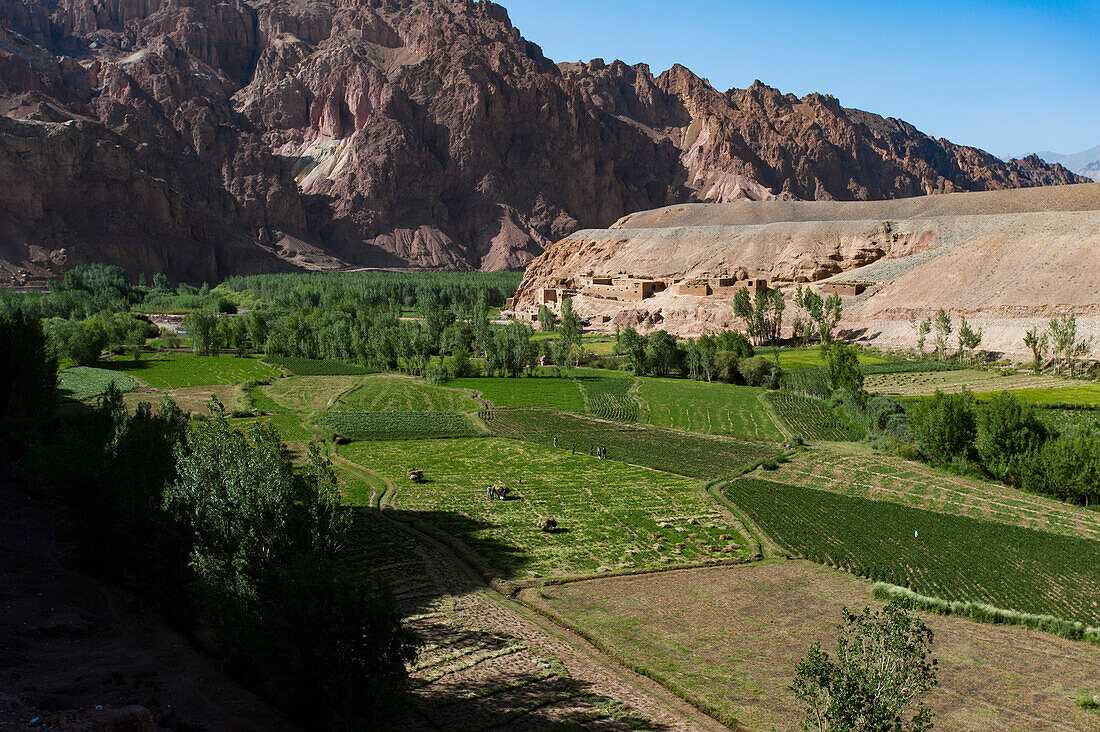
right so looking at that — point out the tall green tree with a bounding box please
[616,327,649,375]
[167,402,417,726]
[825,342,864,393]
[647,330,683,376]
[933,309,953,361]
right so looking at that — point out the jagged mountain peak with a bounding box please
[0,0,1087,282]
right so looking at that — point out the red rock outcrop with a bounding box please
[0,0,1088,281]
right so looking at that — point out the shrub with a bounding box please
[975,392,1047,483]
[909,390,976,464]
[739,356,781,388]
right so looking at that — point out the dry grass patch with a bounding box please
[525,561,1100,732]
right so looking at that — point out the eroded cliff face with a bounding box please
[513,184,1100,357]
[0,0,1087,281]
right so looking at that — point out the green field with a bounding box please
[763,447,1100,542]
[764,392,859,441]
[636,378,784,442]
[263,356,373,376]
[756,347,886,369]
[1034,407,1100,432]
[724,477,1100,625]
[339,376,481,413]
[448,377,586,412]
[976,385,1100,406]
[574,376,639,421]
[57,366,139,401]
[108,353,279,389]
[487,409,776,478]
[340,438,748,580]
[866,369,1100,402]
[324,411,484,441]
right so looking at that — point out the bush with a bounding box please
[739,356,781,388]
[909,390,976,464]
[975,392,1047,484]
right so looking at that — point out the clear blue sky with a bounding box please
[502,0,1099,159]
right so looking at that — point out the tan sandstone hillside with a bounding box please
[513,183,1100,358]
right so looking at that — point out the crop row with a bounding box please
[724,477,1100,625]
[765,392,860,441]
[574,376,639,422]
[263,356,373,376]
[323,411,484,441]
[486,408,775,478]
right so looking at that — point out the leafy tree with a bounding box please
[738,355,782,388]
[825,342,864,393]
[557,297,583,373]
[537,304,556,332]
[916,317,931,358]
[167,402,417,725]
[957,317,983,365]
[1037,423,1100,506]
[646,330,683,376]
[503,321,537,377]
[184,310,219,355]
[616,328,649,375]
[715,329,754,358]
[909,390,976,465]
[153,272,171,292]
[792,603,937,732]
[733,288,756,343]
[1023,327,1047,373]
[933,309,952,361]
[975,392,1047,484]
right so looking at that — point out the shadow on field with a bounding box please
[342,508,677,730]
[381,508,534,585]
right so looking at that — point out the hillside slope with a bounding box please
[0,0,1086,282]
[514,183,1100,357]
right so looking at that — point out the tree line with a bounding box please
[0,313,418,729]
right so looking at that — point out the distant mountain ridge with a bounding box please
[1035,146,1100,181]
[0,0,1088,282]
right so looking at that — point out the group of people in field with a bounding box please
[552,437,607,459]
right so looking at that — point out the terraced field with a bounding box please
[339,376,481,413]
[724,477,1100,625]
[636,378,784,442]
[866,369,1099,399]
[762,447,1100,542]
[57,366,138,401]
[324,411,484,441]
[340,438,748,581]
[764,392,859,441]
[575,376,639,421]
[108,353,279,388]
[487,409,775,478]
[263,375,363,412]
[448,377,586,412]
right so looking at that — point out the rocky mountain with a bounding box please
[1036,145,1100,181]
[0,0,1088,282]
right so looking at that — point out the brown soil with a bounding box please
[526,561,1100,731]
[0,480,297,731]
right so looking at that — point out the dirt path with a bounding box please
[363,500,733,731]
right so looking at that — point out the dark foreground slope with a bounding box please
[0,0,1085,281]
